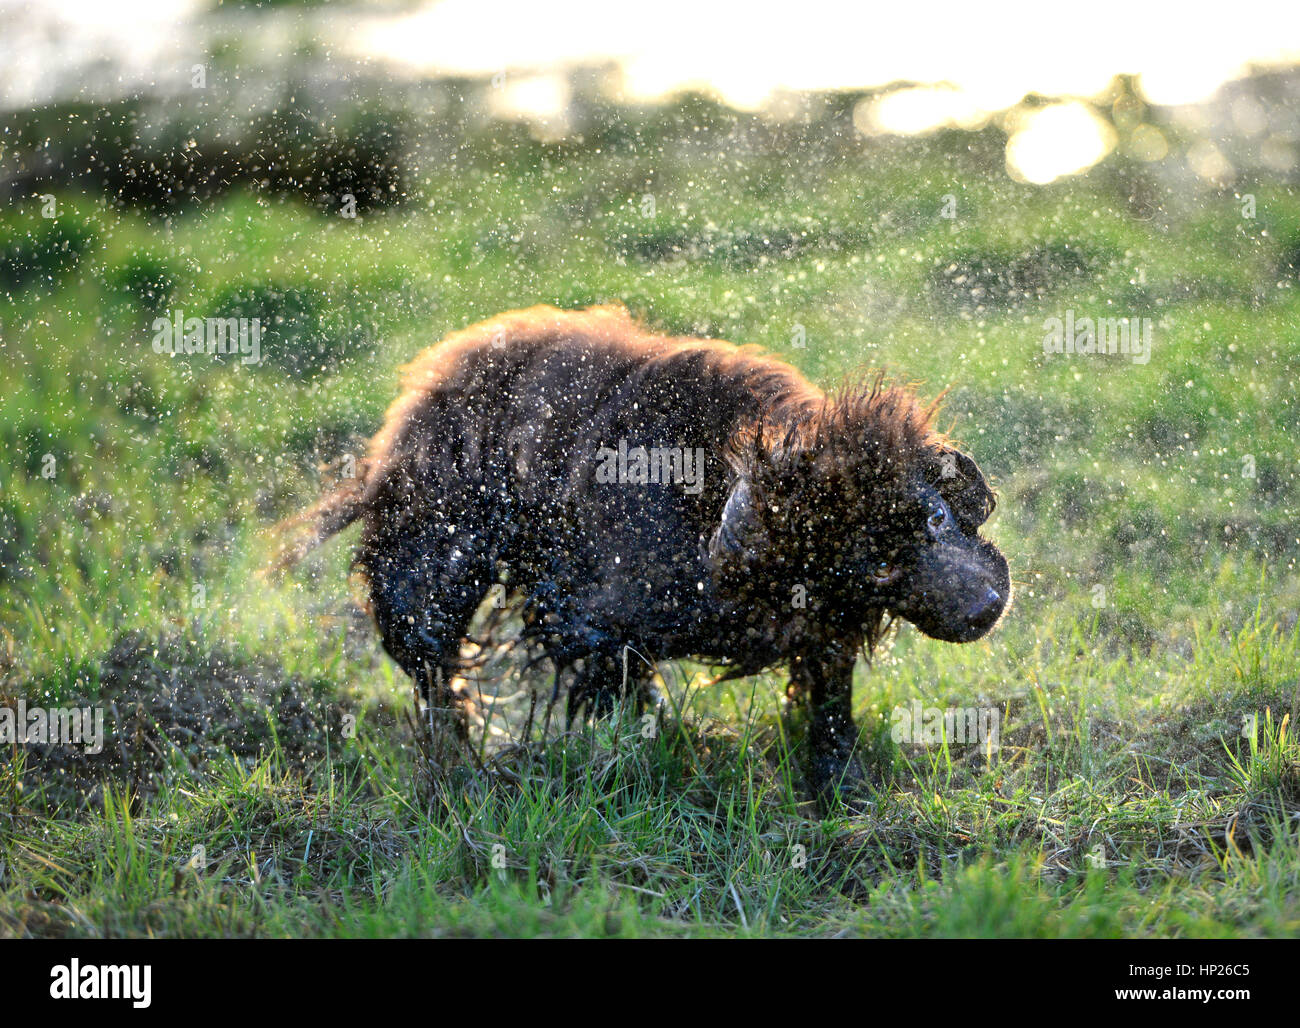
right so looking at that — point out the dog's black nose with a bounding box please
[966,586,1003,628]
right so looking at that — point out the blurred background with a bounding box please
[6,0,1300,193]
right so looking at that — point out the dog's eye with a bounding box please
[871,560,897,582]
[928,506,947,529]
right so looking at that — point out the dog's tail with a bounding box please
[265,458,372,576]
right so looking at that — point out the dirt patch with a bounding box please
[6,631,389,809]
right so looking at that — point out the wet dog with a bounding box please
[277,305,1009,805]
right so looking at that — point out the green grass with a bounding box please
[1,111,1299,936]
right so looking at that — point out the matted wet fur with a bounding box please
[275,304,1010,806]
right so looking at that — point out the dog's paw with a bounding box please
[810,754,878,814]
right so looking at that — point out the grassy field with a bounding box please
[2,109,1299,937]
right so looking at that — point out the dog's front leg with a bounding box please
[788,638,871,810]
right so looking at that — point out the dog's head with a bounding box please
[866,443,1009,642]
[710,380,1009,647]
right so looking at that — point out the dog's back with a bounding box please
[362,304,816,516]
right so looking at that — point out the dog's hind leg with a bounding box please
[365,527,498,744]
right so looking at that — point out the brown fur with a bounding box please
[276,304,1009,805]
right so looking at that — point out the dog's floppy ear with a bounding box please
[929,446,996,530]
[710,476,763,561]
